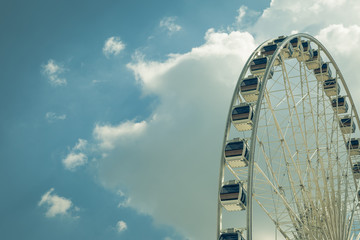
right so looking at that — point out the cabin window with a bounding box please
[290,38,298,47]
[313,50,319,58]
[232,106,250,115]
[324,79,336,87]
[240,189,247,206]
[332,97,345,107]
[219,233,239,240]
[353,164,360,171]
[302,41,309,51]
[241,78,258,87]
[341,118,352,126]
[314,63,330,74]
[253,57,267,65]
[221,184,240,194]
[225,142,244,151]
[274,36,286,44]
[263,44,277,55]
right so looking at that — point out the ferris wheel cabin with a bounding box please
[250,57,274,77]
[219,229,245,240]
[240,75,261,102]
[332,96,349,113]
[261,43,281,66]
[297,40,313,61]
[339,115,356,134]
[262,43,277,56]
[347,138,360,156]
[225,138,250,168]
[323,79,340,97]
[290,37,301,57]
[274,35,293,58]
[305,50,323,70]
[314,63,332,81]
[220,180,247,211]
[353,163,360,179]
[231,103,254,131]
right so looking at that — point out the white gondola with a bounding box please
[261,43,281,66]
[332,96,348,113]
[305,50,322,70]
[250,56,274,77]
[220,180,247,211]
[219,228,245,240]
[231,103,254,131]
[323,79,340,97]
[297,40,313,62]
[352,163,360,179]
[290,37,301,57]
[314,63,332,81]
[224,138,250,168]
[347,138,360,156]
[240,75,261,102]
[339,115,356,134]
[274,36,293,58]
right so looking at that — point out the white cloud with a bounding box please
[103,37,125,57]
[93,120,147,150]
[62,152,87,170]
[73,138,88,151]
[236,6,247,23]
[115,190,131,208]
[251,0,360,41]
[160,17,182,35]
[116,220,127,232]
[62,138,88,170]
[38,188,76,217]
[45,112,66,122]
[316,24,360,55]
[42,59,67,86]
[96,29,256,239]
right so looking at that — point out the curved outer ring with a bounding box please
[217,33,360,240]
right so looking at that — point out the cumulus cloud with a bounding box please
[315,24,360,104]
[93,120,147,150]
[63,152,87,170]
[95,29,256,239]
[116,220,127,232]
[160,17,182,35]
[316,24,360,55]
[250,0,360,41]
[42,59,67,86]
[103,36,125,57]
[45,112,66,122]
[38,188,76,217]
[62,139,88,170]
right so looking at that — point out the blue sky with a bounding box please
[2,0,360,239]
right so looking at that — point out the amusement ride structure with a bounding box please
[217,33,360,240]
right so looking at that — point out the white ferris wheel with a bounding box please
[217,33,360,240]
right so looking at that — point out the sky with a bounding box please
[1,0,360,239]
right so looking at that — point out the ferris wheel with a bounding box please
[217,33,360,240]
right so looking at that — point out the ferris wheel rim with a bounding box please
[217,33,360,240]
